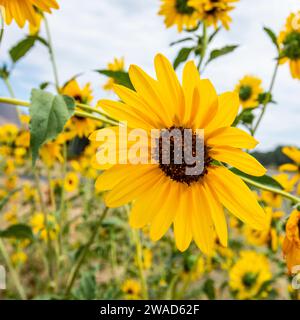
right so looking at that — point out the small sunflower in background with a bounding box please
[244,207,284,252]
[279,146,300,180]
[283,208,300,274]
[62,80,98,138]
[235,75,263,109]
[39,141,64,168]
[158,0,202,32]
[261,173,297,209]
[64,172,79,193]
[30,213,59,241]
[229,251,272,299]
[103,57,125,91]
[121,279,141,299]
[188,0,239,30]
[91,54,267,255]
[278,12,300,79]
[0,0,59,28]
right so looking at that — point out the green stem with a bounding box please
[132,229,149,300]
[240,175,300,204]
[65,207,109,297]
[252,61,280,135]
[34,169,55,281]
[0,9,4,49]
[0,96,118,125]
[44,15,60,92]
[0,239,27,300]
[197,23,208,71]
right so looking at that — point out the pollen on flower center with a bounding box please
[283,32,300,60]
[175,0,195,15]
[155,126,212,185]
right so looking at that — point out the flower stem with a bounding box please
[0,96,118,125]
[240,174,300,204]
[0,9,4,50]
[0,239,27,300]
[65,207,109,297]
[252,61,280,135]
[43,15,60,92]
[132,229,149,300]
[197,22,208,71]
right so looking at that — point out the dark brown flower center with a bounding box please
[175,0,195,15]
[156,126,211,186]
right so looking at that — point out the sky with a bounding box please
[0,0,299,151]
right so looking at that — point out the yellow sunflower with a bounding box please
[0,0,59,28]
[283,208,300,274]
[30,212,59,241]
[188,0,239,30]
[244,207,283,251]
[235,75,263,109]
[90,54,267,255]
[103,57,125,91]
[62,80,93,105]
[64,172,79,193]
[229,251,272,299]
[121,279,141,300]
[158,0,202,32]
[278,12,300,80]
[279,146,300,180]
[261,173,297,209]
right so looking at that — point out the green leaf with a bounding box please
[173,47,193,70]
[74,272,96,299]
[206,45,238,65]
[39,82,51,90]
[9,36,36,63]
[208,27,221,43]
[96,70,134,90]
[230,168,284,191]
[263,27,279,50]
[0,224,33,240]
[203,278,216,300]
[0,189,20,211]
[30,89,75,166]
[170,37,193,46]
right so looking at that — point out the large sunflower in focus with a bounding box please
[188,0,239,30]
[90,54,267,254]
[0,0,59,28]
[278,12,300,79]
[159,0,202,32]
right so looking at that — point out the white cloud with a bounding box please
[0,0,299,150]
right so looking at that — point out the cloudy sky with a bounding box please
[0,0,299,151]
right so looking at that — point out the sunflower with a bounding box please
[229,251,272,299]
[39,141,63,168]
[188,0,239,30]
[62,80,98,138]
[0,0,59,28]
[279,146,300,180]
[90,54,267,255]
[278,12,300,79]
[234,75,263,109]
[64,172,79,193]
[30,212,59,241]
[103,57,125,91]
[283,209,300,274]
[158,0,202,32]
[261,173,297,209]
[244,207,283,251]
[121,279,141,299]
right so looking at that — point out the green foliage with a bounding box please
[206,45,238,65]
[263,27,279,50]
[96,70,134,90]
[73,271,97,300]
[0,189,20,211]
[230,168,284,190]
[9,35,48,63]
[0,224,33,240]
[203,278,216,300]
[251,146,293,167]
[29,89,75,166]
[173,47,193,69]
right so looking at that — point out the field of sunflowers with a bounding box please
[0,0,300,302]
